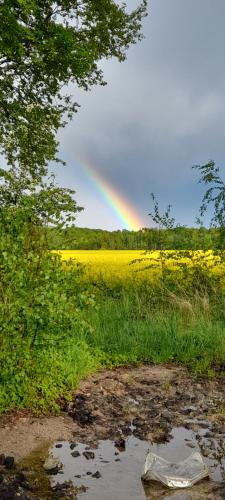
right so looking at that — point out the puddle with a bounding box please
[48,424,225,499]
[50,435,148,499]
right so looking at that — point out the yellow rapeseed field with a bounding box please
[54,250,225,287]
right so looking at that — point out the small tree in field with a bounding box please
[193,160,225,249]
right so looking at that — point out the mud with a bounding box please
[64,365,225,447]
[1,365,225,499]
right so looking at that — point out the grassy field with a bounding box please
[2,248,225,414]
[55,249,225,376]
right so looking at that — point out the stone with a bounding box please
[71,451,80,458]
[70,442,77,450]
[43,456,62,473]
[4,456,15,470]
[83,451,95,460]
[92,471,101,478]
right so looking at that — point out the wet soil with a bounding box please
[63,364,225,448]
[1,365,225,498]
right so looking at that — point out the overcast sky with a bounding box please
[56,0,225,230]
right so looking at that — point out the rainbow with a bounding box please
[76,156,144,231]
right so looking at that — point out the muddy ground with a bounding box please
[1,364,225,498]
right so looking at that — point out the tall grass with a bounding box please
[80,287,225,375]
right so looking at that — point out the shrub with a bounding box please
[0,207,97,413]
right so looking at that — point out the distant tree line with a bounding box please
[47,226,221,250]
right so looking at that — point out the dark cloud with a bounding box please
[56,0,225,229]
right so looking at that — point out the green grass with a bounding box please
[79,290,225,375]
[2,271,225,414]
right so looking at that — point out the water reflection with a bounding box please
[49,425,225,500]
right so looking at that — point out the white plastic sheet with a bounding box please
[142,451,209,489]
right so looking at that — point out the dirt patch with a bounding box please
[0,415,75,462]
[64,364,225,446]
[1,365,225,459]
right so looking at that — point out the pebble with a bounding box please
[186,442,196,449]
[43,456,62,473]
[71,450,80,458]
[92,471,101,478]
[5,456,15,469]
[180,406,196,416]
[161,410,172,422]
[83,451,95,460]
[114,437,126,450]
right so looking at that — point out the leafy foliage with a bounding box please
[194,161,225,247]
[194,161,225,224]
[0,0,147,413]
[47,225,220,250]
[149,192,176,230]
[0,0,147,176]
[0,203,95,412]
[0,168,83,226]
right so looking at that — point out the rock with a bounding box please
[201,446,210,457]
[92,471,101,478]
[148,408,159,418]
[165,399,176,409]
[180,406,196,416]
[52,480,77,498]
[70,442,77,450]
[186,442,195,449]
[204,431,213,438]
[71,451,80,458]
[199,421,210,429]
[83,451,95,460]
[55,443,63,449]
[114,437,126,451]
[161,410,172,422]
[0,454,5,466]
[53,481,72,491]
[4,456,15,470]
[43,456,62,474]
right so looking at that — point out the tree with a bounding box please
[0,1,148,413]
[0,168,83,227]
[193,160,225,248]
[0,0,147,180]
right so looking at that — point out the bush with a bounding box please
[0,207,97,413]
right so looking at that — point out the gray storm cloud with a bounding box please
[57,0,225,229]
